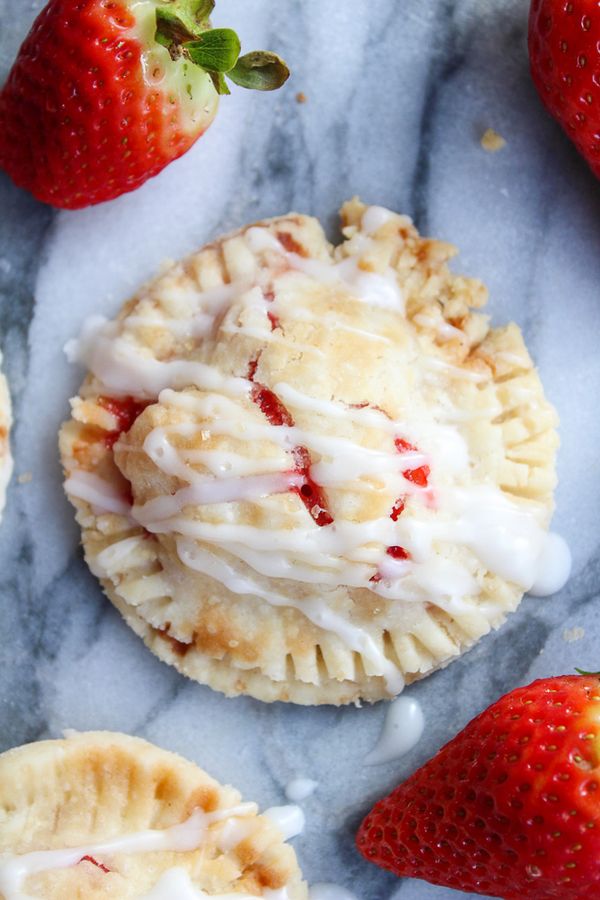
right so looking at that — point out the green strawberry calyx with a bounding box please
[155,0,289,95]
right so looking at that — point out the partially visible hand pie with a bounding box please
[0,731,306,899]
[0,354,12,520]
[60,200,561,705]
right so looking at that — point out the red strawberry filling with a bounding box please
[394,438,430,488]
[372,439,428,584]
[79,856,110,874]
[370,546,411,584]
[249,382,294,427]
[276,231,308,256]
[388,439,429,528]
[390,498,405,522]
[267,310,281,331]
[386,546,410,560]
[248,358,333,527]
[291,445,334,528]
[98,395,153,517]
[98,395,151,448]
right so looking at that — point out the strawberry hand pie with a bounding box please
[60,201,564,705]
[0,731,305,899]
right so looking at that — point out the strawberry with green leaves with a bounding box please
[0,0,289,209]
[357,675,600,898]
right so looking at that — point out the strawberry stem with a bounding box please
[184,30,241,73]
[155,1,289,94]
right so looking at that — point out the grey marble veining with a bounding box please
[1,1,600,899]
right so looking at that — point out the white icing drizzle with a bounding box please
[361,205,395,235]
[167,482,548,601]
[124,282,243,342]
[423,355,488,383]
[64,470,131,516]
[95,535,146,572]
[364,695,425,766]
[133,396,426,512]
[65,315,250,401]
[262,806,305,841]
[175,540,405,694]
[0,804,256,900]
[284,779,318,803]
[309,885,359,900]
[528,532,572,597]
[245,224,404,312]
[215,817,255,852]
[286,253,404,313]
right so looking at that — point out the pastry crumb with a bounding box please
[296,91,307,104]
[17,471,32,484]
[481,128,506,152]
[563,626,585,643]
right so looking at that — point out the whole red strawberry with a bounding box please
[357,675,600,899]
[0,0,288,209]
[529,0,600,179]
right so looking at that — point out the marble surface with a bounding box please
[1,1,600,898]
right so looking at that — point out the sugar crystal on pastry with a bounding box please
[60,200,563,705]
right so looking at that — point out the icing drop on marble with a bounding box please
[309,884,360,900]
[365,696,425,766]
[528,532,572,597]
[285,778,318,802]
[263,805,305,841]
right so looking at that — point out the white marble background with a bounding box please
[1,1,600,898]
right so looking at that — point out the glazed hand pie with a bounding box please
[60,200,560,705]
[0,731,305,899]
[0,355,12,520]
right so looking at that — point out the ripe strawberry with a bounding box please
[357,675,600,899]
[529,0,600,179]
[0,0,288,209]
